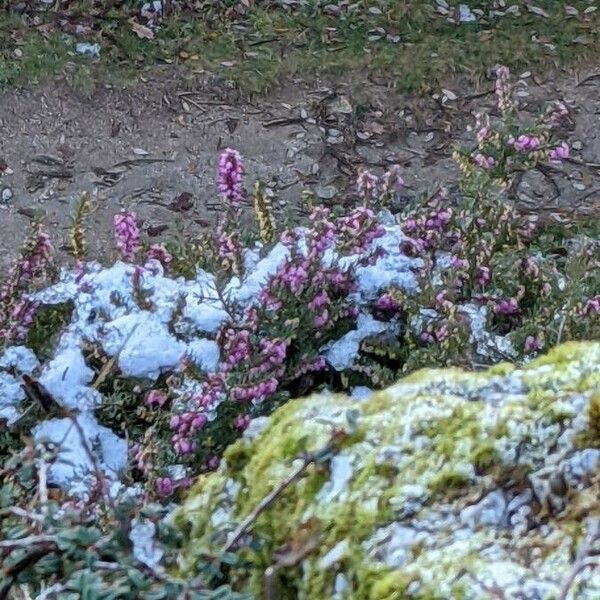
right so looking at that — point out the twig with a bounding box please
[176,93,234,107]
[180,96,208,113]
[558,518,600,600]
[112,157,175,169]
[262,117,305,128]
[459,87,495,101]
[0,534,56,549]
[35,584,65,600]
[1,507,45,523]
[92,356,117,390]
[576,73,600,87]
[37,458,48,506]
[575,187,600,204]
[556,310,568,345]
[396,145,427,158]
[221,442,336,554]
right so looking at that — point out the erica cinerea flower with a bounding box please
[218,148,244,207]
[473,153,495,170]
[381,165,404,205]
[513,135,541,152]
[549,142,570,162]
[113,211,140,262]
[495,65,513,115]
[145,244,172,272]
[217,225,244,276]
[357,168,378,203]
[0,222,52,343]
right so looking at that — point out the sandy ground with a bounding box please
[1,66,599,269]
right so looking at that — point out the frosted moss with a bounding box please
[177,342,600,599]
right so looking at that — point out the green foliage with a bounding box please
[0,445,250,600]
[27,302,74,360]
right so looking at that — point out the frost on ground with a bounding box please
[177,341,600,599]
[0,213,427,495]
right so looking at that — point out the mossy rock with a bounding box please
[177,342,600,599]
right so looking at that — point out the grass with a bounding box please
[1,1,600,94]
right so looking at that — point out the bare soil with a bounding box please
[1,66,599,269]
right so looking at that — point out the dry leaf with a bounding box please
[129,19,154,40]
[564,5,579,16]
[527,5,549,18]
[442,88,457,101]
[133,148,149,155]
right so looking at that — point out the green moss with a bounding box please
[369,570,412,600]
[575,393,600,449]
[26,302,73,360]
[177,341,600,598]
[428,469,470,497]
[223,440,252,473]
[470,442,500,474]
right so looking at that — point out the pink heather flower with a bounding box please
[450,255,469,269]
[113,211,140,261]
[156,477,175,496]
[549,101,569,123]
[234,414,251,431]
[514,135,541,153]
[217,226,244,274]
[495,65,513,114]
[434,291,453,311]
[549,142,570,162]
[191,414,207,432]
[475,266,491,287]
[356,168,379,201]
[260,338,288,365]
[435,324,450,342]
[308,290,330,311]
[524,335,542,353]
[382,165,404,195]
[476,126,491,145]
[207,455,220,470]
[420,331,435,345]
[337,207,386,256]
[172,436,196,456]
[294,356,327,377]
[375,293,400,312]
[522,257,540,278]
[145,244,173,271]
[221,328,252,370]
[3,296,39,341]
[473,153,495,170]
[313,309,330,328]
[541,282,552,298]
[218,148,244,207]
[581,295,600,316]
[146,389,168,408]
[493,298,520,316]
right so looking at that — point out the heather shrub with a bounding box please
[1,66,599,599]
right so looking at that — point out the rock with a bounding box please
[458,5,476,23]
[316,185,338,199]
[177,342,600,599]
[1,187,13,203]
[326,95,353,116]
[75,42,101,57]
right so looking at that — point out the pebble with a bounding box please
[316,185,338,200]
[573,182,586,191]
[1,187,13,203]
[76,42,101,57]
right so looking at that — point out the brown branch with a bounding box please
[221,440,338,554]
[558,518,600,600]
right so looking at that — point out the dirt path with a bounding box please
[1,67,599,269]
